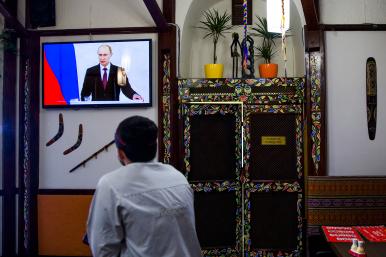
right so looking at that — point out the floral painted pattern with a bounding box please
[310,53,322,174]
[178,78,304,105]
[162,53,171,163]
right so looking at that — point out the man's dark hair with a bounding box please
[115,116,157,162]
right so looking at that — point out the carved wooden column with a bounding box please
[158,0,179,167]
[18,33,40,257]
[2,0,18,256]
[305,29,326,176]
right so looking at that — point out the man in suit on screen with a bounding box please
[81,44,143,101]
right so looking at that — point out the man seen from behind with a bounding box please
[87,116,202,257]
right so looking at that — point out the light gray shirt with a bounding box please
[87,162,202,257]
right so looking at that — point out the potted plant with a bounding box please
[196,9,233,78]
[251,16,281,78]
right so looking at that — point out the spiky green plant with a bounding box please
[196,9,233,64]
[251,16,282,45]
[255,41,277,64]
[250,16,282,64]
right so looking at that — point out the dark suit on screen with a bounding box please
[81,64,137,101]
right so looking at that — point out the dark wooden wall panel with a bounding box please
[250,192,298,250]
[249,113,297,180]
[37,194,93,256]
[194,192,237,248]
[307,176,386,236]
[189,114,236,181]
[2,1,18,256]
[232,0,252,25]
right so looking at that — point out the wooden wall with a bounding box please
[36,177,386,256]
[38,194,93,256]
[307,176,386,236]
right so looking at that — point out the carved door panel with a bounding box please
[243,105,304,256]
[180,103,243,256]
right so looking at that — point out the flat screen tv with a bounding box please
[42,39,152,108]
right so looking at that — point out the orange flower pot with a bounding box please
[259,63,278,78]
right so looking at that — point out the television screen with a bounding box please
[42,39,152,108]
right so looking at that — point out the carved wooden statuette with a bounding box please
[241,35,255,78]
[366,57,377,140]
[230,32,242,78]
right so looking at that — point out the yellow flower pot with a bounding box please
[204,64,224,78]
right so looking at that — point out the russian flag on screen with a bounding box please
[44,43,79,106]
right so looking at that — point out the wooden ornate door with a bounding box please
[177,78,305,257]
[243,105,304,256]
[180,103,243,256]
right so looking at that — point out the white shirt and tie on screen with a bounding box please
[80,45,143,102]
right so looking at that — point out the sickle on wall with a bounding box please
[46,113,64,146]
[63,124,83,155]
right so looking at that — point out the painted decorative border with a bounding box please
[244,181,302,192]
[308,177,386,196]
[308,197,386,208]
[310,54,321,112]
[162,53,172,163]
[179,78,304,88]
[311,112,321,174]
[308,209,386,225]
[201,248,239,257]
[23,59,31,249]
[178,78,305,105]
[245,250,299,257]
[243,105,303,180]
[310,53,322,175]
[190,181,239,192]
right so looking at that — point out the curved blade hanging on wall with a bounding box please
[46,113,64,146]
[63,124,83,155]
[69,139,115,173]
[366,57,377,140]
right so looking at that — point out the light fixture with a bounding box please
[267,0,290,33]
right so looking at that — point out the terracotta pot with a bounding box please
[259,63,278,78]
[204,64,224,78]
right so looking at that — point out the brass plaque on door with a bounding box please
[261,136,286,145]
